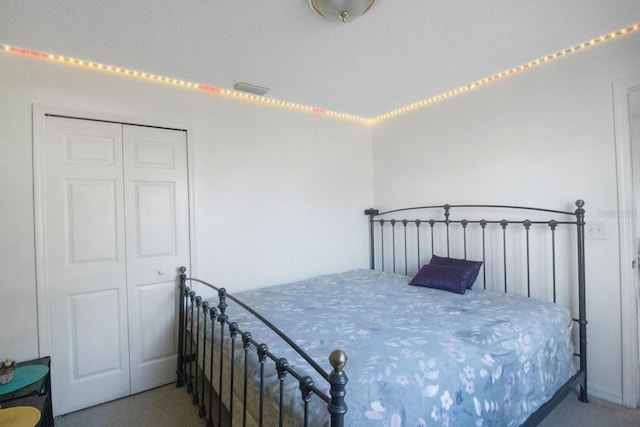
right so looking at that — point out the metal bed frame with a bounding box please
[176,268,348,427]
[176,200,588,426]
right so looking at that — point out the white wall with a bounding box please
[0,53,373,362]
[2,30,637,407]
[371,32,640,403]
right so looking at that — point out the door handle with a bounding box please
[158,269,166,276]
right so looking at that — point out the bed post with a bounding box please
[365,209,379,270]
[328,349,348,427]
[575,200,589,402]
[177,266,187,388]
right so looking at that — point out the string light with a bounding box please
[371,23,640,123]
[1,22,639,125]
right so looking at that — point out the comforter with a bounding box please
[194,269,576,426]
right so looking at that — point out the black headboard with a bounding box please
[365,201,585,300]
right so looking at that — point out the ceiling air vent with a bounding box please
[233,82,270,96]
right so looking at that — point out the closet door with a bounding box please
[40,116,191,415]
[123,125,190,393]
[43,116,130,415]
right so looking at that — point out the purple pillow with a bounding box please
[429,255,482,289]
[408,264,473,294]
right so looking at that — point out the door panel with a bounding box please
[44,116,130,415]
[135,181,176,256]
[64,134,116,165]
[65,180,119,263]
[70,289,122,378]
[123,124,190,393]
[136,282,176,362]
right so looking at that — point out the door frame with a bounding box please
[32,103,197,358]
[613,75,640,408]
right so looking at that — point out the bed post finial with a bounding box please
[329,349,347,373]
[328,349,348,427]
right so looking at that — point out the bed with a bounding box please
[176,201,588,426]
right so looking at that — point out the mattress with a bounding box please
[190,269,577,426]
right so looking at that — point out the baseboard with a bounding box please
[587,386,624,406]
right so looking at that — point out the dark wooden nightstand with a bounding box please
[0,356,54,426]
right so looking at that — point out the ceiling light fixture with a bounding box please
[309,0,378,23]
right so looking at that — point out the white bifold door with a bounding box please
[39,116,190,415]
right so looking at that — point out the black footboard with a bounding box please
[176,266,348,427]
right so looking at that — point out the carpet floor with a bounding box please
[54,384,639,426]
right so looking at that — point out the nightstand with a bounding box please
[0,356,53,426]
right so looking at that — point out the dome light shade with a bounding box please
[309,0,378,23]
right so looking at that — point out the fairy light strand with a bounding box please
[0,44,366,124]
[2,23,639,125]
[370,23,640,123]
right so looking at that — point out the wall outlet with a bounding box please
[585,220,607,240]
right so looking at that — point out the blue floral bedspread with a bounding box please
[208,269,576,426]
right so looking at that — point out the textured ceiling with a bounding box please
[1,0,639,118]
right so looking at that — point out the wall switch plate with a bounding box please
[585,220,607,240]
